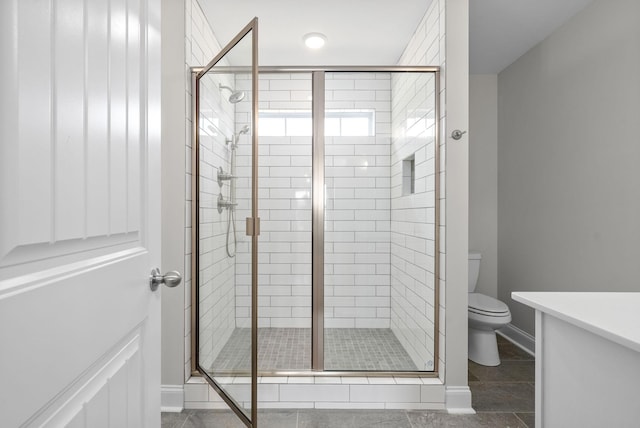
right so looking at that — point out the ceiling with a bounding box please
[200,0,594,73]
[470,0,594,73]
[199,0,434,66]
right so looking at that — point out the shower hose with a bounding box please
[226,206,236,258]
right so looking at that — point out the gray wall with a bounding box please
[497,0,640,335]
[161,0,186,387]
[469,75,498,298]
[443,0,471,400]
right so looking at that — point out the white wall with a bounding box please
[498,0,640,335]
[469,74,498,298]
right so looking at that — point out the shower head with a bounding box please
[219,84,246,103]
[228,91,245,103]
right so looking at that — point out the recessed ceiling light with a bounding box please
[303,33,327,49]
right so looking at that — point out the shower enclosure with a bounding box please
[192,19,440,427]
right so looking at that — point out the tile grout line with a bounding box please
[177,410,190,428]
[513,411,531,428]
[404,409,415,428]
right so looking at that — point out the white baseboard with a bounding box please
[445,386,475,414]
[161,385,184,412]
[497,323,535,356]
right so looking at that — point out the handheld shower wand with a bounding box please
[229,125,250,149]
[225,124,250,258]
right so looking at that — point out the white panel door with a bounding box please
[0,0,162,427]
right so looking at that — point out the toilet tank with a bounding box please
[468,252,482,292]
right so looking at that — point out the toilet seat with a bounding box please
[468,293,510,317]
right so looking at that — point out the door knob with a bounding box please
[149,268,182,291]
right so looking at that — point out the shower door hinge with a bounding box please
[245,217,260,236]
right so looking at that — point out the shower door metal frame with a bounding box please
[191,65,442,381]
[191,18,259,428]
[311,71,325,371]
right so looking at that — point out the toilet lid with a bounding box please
[468,293,509,314]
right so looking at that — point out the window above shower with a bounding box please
[259,110,375,137]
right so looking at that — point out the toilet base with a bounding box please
[468,327,501,366]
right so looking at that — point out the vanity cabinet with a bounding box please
[512,292,640,428]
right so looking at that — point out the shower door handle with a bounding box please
[149,268,182,291]
[246,217,260,236]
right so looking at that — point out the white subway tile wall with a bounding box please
[324,72,393,331]
[197,71,237,371]
[232,72,396,332]
[389,71,437,370]
[185,0,237,378]
[395,0,447,378]
[183,376,446,410]
[233,73,314,332]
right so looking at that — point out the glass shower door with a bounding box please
[195,19,258,427]
[322,70,440,373]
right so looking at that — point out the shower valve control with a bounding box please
[217,193,238,214]
[217,166,236,187]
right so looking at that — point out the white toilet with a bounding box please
[468,252,511,366]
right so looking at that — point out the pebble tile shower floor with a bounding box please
[210,328,418,372]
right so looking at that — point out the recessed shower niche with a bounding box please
[192,26,440,421]
[403,154,416,196]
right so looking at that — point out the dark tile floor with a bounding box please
[468,335,535,426]
[163,335,535,428]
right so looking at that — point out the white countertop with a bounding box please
[512,292,640,353]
